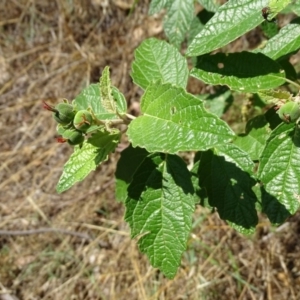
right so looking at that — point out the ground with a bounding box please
[1,1,300,299]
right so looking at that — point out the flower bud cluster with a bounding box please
[43,101,94,146]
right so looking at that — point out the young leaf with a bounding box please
[115,145,149,202]
[125,153,195,279]
[131,38,188,90]
[257,23,300,60]
[56,130,121,193]
[190,52,286,93]
[127,82,235,153]
[187,0,269,56]
[74,84,124,120]
[233,115,271,161]
[112,86,127,114]
[258,123,300,214]
[99,66,117,114]
[163,0,194,48]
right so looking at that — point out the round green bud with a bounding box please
[277,102,300,123]
[73,110,93,132]
[53,103,75,125]
[66,129,85,146]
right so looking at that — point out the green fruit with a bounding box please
[277,102,300,123]
[53,103,75,125]
[73,110,93,132]
[66,129,85,146]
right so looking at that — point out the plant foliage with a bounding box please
[46,0,300,278]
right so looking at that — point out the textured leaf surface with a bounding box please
[258,23,300,60]
[234,115,271,161]
[127,83,235,153]
[56,130,120,193]
[112,86,127,114]
[197,146,258,234]
[258,123,300,214]
[190,52,286,93]
[187,0,269,56]
[148,0,169,15]
[197,0,219,12]
[125,154,195,278]
[115,145,149,202]
[74,84,125,120]
[213,144,258,234]
[163,0,194,48]
[99,66,116,113]
[131,38,188,89]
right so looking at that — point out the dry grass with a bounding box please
[1,1,300,299]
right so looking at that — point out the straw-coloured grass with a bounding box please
[1,1,300,299]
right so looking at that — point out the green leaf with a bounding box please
[74,84,118,120]
[186,0,268,56]
[115,145,149,202]
[148,0,170,15]
[202,90,233,117]
[163,0,194,48]
[212,145,258,233]
[125,153,195,279]
[261,186,291,225]
[190,153,211,207]
[195,147,258,234]
[258,89,293,105]
[99,66,116,113]
[112,86,127,114]
[56,130,120,193]
[258,23,300,60]
[131,38,189,90]
[268,0,291,20]
[197,0,219,12]
[258,122,300,214]
[233,115,271,161]
[190,52,286,93]
[127,82,235,153]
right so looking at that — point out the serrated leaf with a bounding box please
[258,89,293,105]
[74,84,123,120]
[258,122,300,214]
[261,186,291,225]
[197,0,219,12]
[233,115,271,161]
[187,0,269,56]
[148,0,170,15]
[202,90,233,117]
[99,66,116,113]
[190,52,286,93]
[195,146,258,234]
[190,153,211,207]
[212,145,258,234]
[127,82,235,153]
[163,0,194,48]
[115,145,149,202]
[258,23,300,60]
[131,38,188,90]
[56,130,120,193]
[125,154,195,279]
[112,86,127,114]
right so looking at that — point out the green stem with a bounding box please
[285,78,300,90]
